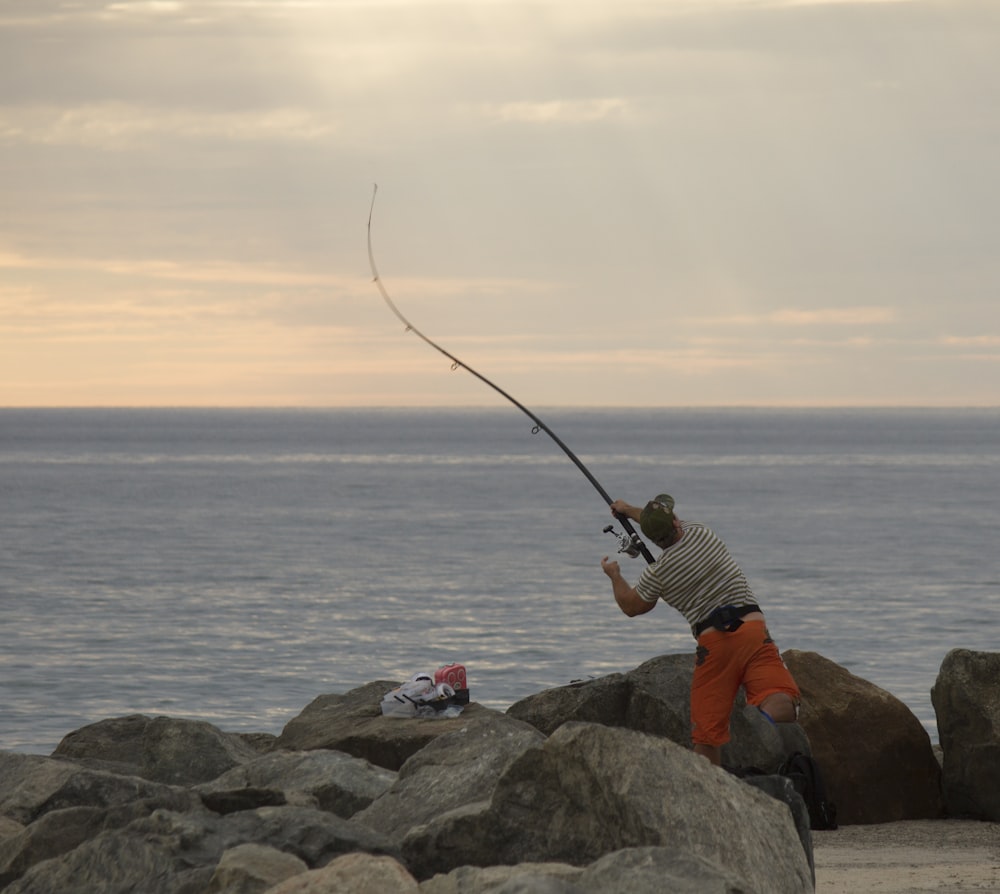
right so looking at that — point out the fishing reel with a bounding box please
[603,524,643,559]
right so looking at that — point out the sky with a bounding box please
[1,0,998,407]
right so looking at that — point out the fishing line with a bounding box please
[367,184,654,564]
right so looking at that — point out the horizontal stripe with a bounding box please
[634,521,756,636]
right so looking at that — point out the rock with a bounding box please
[354,712,544,844]
[722,699,812,773]
[0,752,206,889]
[205,843,307,894]
[622,653,700,743]
[931,648,1000,820]
[274,682,505,771]
[0,751,197,826]
[783,649,944,824]
[420,848,771,894]
[506,673,634,737]
[418,861,583,893]
[0,815,24,843]
[197,750,396,818]
[576,847,768,894]
[263,852,418,893]
[0,806,106,889]
[402,721,813,892]
[4,810,204,894]
[740,774,814,884]
[4,805,398,894]
[507,653,806,773]
[52,714,261,785]
[200,787,289,815]
[506,655,690,743]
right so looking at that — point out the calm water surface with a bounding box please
[1,407,997,752]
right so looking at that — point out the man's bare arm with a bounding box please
[600,557,656,617]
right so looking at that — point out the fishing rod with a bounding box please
[367,184,655,565]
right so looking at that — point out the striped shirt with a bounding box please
[634,520,757,637]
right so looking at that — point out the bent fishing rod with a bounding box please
[367,184,654,565]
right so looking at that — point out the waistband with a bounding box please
[693,603,762,638]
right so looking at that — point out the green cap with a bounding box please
[640,493,676,543]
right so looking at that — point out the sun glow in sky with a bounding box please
[2,0,998,407]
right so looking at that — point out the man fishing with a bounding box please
[600,494,800,767]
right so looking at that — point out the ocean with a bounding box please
[2,407,998,754]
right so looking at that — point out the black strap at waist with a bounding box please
[694,604,762,638]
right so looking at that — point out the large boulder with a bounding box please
[4,804,397,894]
[274,682,504,771]
[507,653,807,773]
[196,749,395,819]
[401,721,813,892]
[0,752,196,826]
[0,794,212,892]
[419,861,582,893]
[783,650,943,824]
[931,648,1000,820]
[507,673,636,736]
[354,712,544,844]
[506,655,689,741]
[420,848,772,894]
[0,752,205,889]
[263,852,419,893]
[204,843,307,894]
[52,714,262,785]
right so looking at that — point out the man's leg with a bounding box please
[744,625,801,722]
[690,635,740,766]
[694,743,723,765]
[759,691,797,723]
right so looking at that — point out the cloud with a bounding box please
[693,307,897,327]
[481,98,630,125]
[770,307,897,326]
[0,104,336,150]
[941,335,1000,347]
[0,249,343,287]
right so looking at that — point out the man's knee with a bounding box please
[758,691,798,724]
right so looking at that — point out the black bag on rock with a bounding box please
[778,752,838,830]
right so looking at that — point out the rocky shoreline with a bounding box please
[1,647,997,892]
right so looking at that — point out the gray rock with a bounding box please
[200,787,289,815]
[52,714,261,785]
[740,774,814,885]
[5,812,195,894]
[505,674,633,737]
[355,712,544,843]
[402,721,813,892]
[418,862,582,894]
[931,648,1000,820]
[4,804,398,894]
[621,652,698,743]
[0,806,108,889]
[197,749,396,818]
[0,751,196,825]
[785,649,944,824]
[577,847,766,894]
[264,852,419,893]
[506,655,692,744]
[417,848,759,894]
[722,700,812,773]
[0,815,23,843]
[205,843,307,894]
[275,682,506,771]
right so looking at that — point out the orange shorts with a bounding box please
[690,620,800,748]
